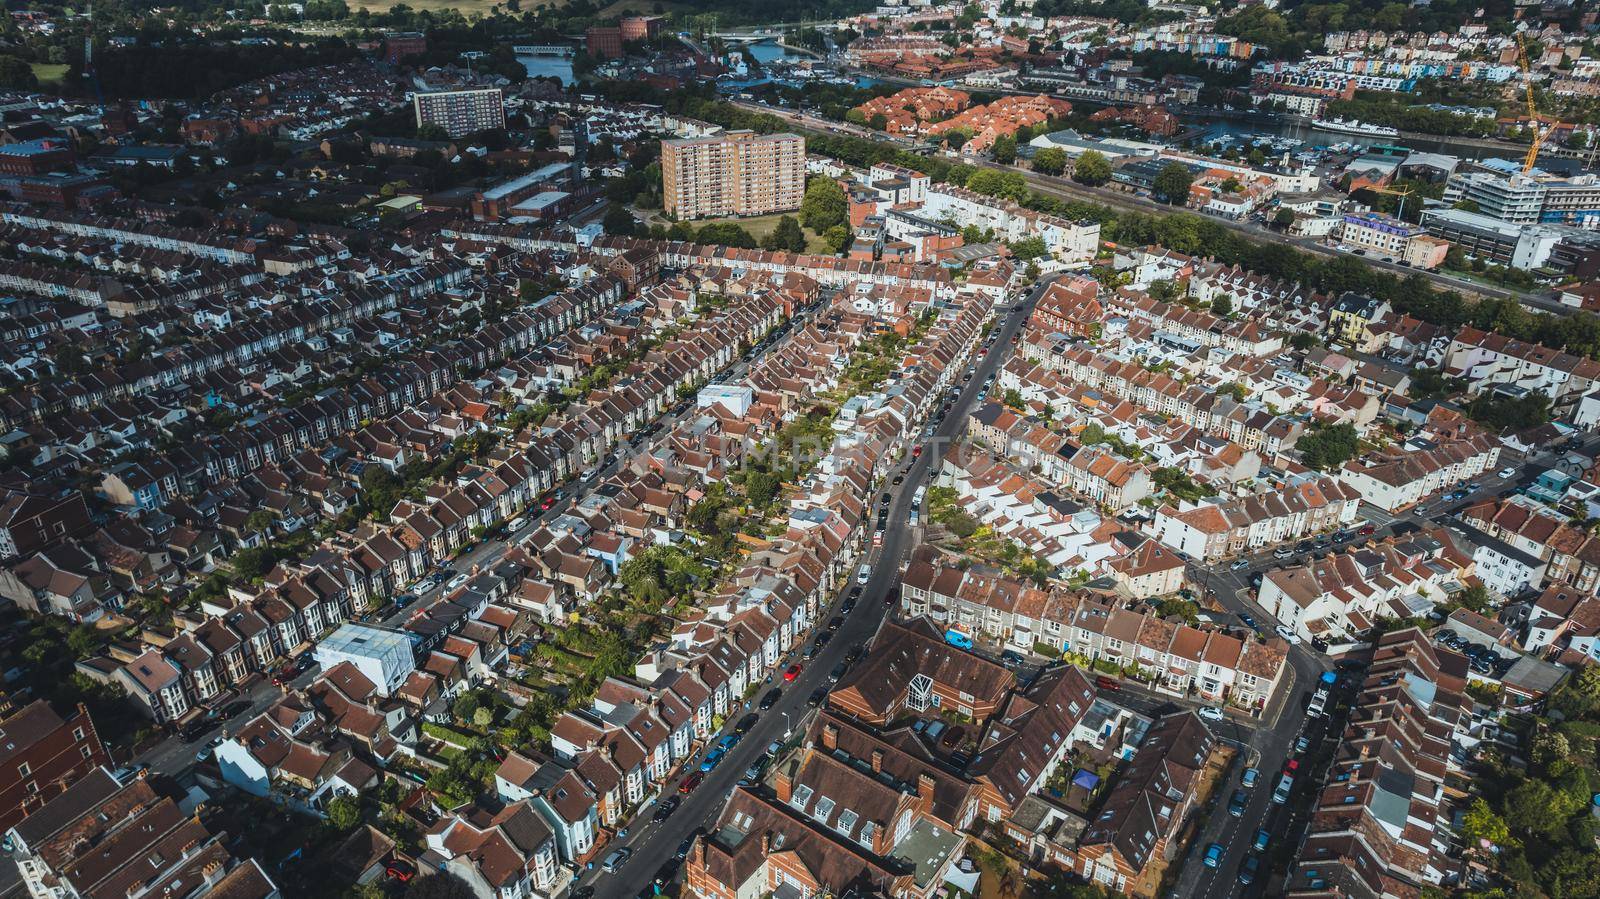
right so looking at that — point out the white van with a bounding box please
[857,564,872,585]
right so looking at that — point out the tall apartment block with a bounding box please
[661,130,806,221]
[413,88,506,138]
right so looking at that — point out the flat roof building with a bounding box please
[414,88,505,138]
[660,130,805,221]
[315,623,417,696]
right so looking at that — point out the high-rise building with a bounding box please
[413,88,505,138]
[585,26,624,60]
[660,130,806,221]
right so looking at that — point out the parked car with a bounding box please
[734,713,758,734]
[1253,829,1270,852]
[1095,675,1120,691]
[652,797,680,822]
[856,565,871,585]
[1275,624,1302,645]
[678,774,703,793]
[1499,466,1518,479]
[1203,843,1225,868]
[1230,558,1250,570]
[601,848,632,873]
[1242,767,1259,788]
[1238,855,1260,885]
[1198,706,1225,722]
[759,688,782,710]
[808,687,827,706]
[1228,789,1248,817]
[784,663,803,682]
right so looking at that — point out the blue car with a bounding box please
[1253,829,1270,852]
[699,749,725,772]
[1203,843,1224,868]
[718,733,741,750]
[1239,614,1257,629]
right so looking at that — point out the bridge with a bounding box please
[513,45,573,57]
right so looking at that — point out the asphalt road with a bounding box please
[588,273,1051,898]
[1168,436,1600,896]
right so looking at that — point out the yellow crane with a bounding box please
[1368,183,1416,220]
[1517,34,1549,175]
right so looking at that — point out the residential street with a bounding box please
[587,271,1051,898]
[131,293,831,781]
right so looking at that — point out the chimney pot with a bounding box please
[918,773,935,797]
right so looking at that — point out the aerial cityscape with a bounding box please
[3,0,1600,897]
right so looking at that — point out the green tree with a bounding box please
[991,134,1017,164]
[1153,162,1194,205]
[801,176,848,232]
[1072,150,1111,186]
[745,469,781,508]
[1211,294,1234,317]
[326,794,361,832]
[1273,207,1295,229]
[1009,236,1049,260]
[1459,797,1512,850]
[602,204,639,236]
[822,224,851,253]
[763,215,807,253]
[1033,147,1068,176]
[405,873,476,899]
[1296,422,1359,471]
[1505,778,1581,840]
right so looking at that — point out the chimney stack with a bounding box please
[871,749,884,773]
[822,724,838,750]
[918,773,935,798]
[693,836,706,867]
[761,832,773,854]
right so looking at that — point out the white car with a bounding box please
[1498,466,1517,479]
[1198,706,1225,722]
[856,564,872,585]
[1275,625,1301,644]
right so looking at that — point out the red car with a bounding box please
[1285,758,1300,773]
[783,663,802,682]
[540,494,557,510]
[1358,524,1376,536]
[1095,675,1120,691]
[911,444,923,458]
[679,773,703,793]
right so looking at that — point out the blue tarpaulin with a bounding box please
[1072,769,1100,791]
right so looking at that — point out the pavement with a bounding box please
[587,273,1051,898]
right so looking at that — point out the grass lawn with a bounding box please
[29,63,67,86]
[644,209,832,254]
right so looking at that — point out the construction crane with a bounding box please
[1517,34,1548,176]
[1369,183,1416,220]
